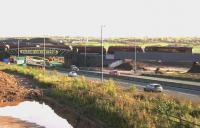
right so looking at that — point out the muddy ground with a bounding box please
[0,116,45,128]
[0,71,104,128]
[0,71,42,103]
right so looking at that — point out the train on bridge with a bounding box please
[72,46,193,54]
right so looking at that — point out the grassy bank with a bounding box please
[0,63,200,128]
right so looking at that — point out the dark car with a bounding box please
[109,70,120,76]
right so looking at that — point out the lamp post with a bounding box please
[43,37,46,71]
[134,43,137,73]
[17,40,20,57]
[84,39,86,67]
[101,25,105,82]
[84,37,88,67]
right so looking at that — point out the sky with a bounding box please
[0,0,199,37]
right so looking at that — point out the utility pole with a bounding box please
[101,25,105,82]
[84,37,88,67]
[134,43,137,73]
[43,37,46,71]
[17,40,20,57]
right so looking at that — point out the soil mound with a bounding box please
[114,62,133,70]
[0,71,42,102]
[188,62,200,73]
[114,60,146,71]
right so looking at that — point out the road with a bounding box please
[79,69,200,87]
[58,70,200,104]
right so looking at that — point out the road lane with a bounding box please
[83,74,200,103]
[58,70,200,103]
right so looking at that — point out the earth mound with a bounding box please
[0,71,42,102]
[114,60,146,71]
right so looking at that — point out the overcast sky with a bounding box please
[0,0,199,37]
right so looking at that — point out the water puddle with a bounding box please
[0,101,73,128]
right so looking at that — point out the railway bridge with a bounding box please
[0,44,71,57]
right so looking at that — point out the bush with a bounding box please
[128,85,137,93]
[103,79,117,97]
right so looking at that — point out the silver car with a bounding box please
[68,71,78,77]
[144,83,163,92]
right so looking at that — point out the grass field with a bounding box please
[193,46,200,53]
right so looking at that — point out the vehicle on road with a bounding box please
[68,71,78,77]
[144,83,163,92]
[70,65,79,71]
[109,70,120,76]
[26,56,54,68]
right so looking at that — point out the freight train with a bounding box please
[72,46,193,54]
[73,46,107,54]
[0,41,193,56]
[107,46,143,54]
[144,46,192,53]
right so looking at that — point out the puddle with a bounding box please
[0,101,73,128]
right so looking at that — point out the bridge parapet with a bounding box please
[8,47,70,56]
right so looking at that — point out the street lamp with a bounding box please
[101,25,106,82]
[84,37,88,67]
[134,42,137,73]
[17,40,20,57]
[43,37,46,71]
